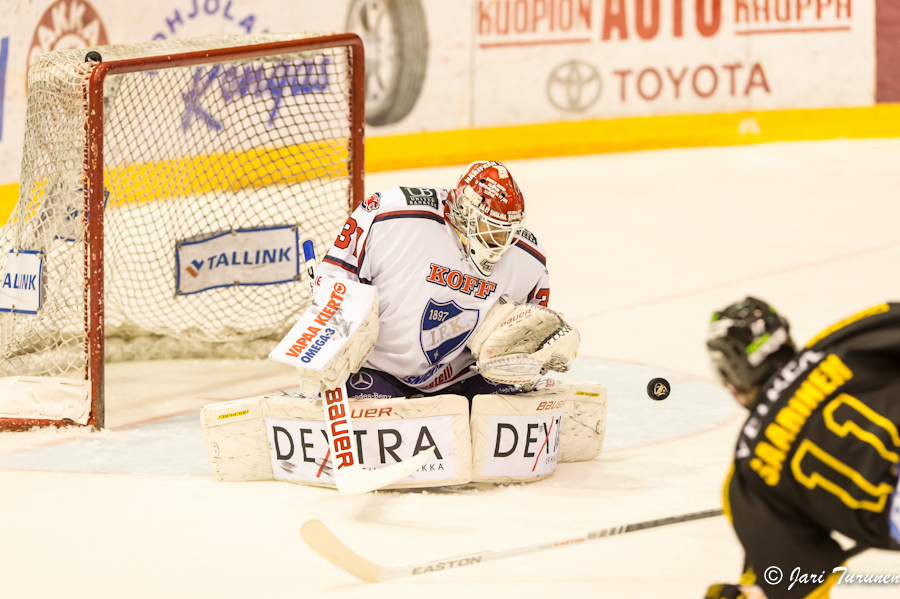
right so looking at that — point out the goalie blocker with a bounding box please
[201,379,606,489]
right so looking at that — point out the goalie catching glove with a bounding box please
[467,295,580,385]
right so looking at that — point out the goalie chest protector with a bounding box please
[315,186,551,393]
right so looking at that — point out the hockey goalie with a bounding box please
[201,161,607,491]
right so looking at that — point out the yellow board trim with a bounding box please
[1,140,348,225]
[102,140,348,206]
[3,105,899,223]
[0,183,15,223]
[365,104,900,171]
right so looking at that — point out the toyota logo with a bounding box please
[546,60,602,112]
[350,372,375,391]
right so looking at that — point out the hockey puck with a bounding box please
[85,51,102,63]
[647,378,671,401]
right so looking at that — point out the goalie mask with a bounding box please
[707,297,796,407]
[445,160,525,277]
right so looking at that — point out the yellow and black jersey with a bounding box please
[725,303,900,599]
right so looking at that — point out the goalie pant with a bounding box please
[345,367,515,402]
[723,303,900,599]
[316,185,550,393]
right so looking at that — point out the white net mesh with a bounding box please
[0,34,354,380]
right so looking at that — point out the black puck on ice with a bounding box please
[85,51,102,63]
[647,378,671,401]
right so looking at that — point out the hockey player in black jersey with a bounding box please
[704,298,900,599]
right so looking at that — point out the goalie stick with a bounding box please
[299,239,434,494]
[300,507,724,582]
[302,239,317,291]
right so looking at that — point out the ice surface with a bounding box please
[2,139,899,598]
[0,412,210,474]
[0,357,736,474]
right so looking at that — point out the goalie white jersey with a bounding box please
[315,186,550,392]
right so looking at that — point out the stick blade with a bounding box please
[300,519,384,583]
[335,446,435,494]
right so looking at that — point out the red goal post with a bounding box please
[0,33,365,431]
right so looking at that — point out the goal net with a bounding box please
[0,33,364,429]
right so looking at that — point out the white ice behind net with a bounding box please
[0,34,352,378]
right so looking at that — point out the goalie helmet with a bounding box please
[445,160,525,277]
[706,297,796,406]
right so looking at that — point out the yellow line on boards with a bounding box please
[101,140,348,205]
[1,105,899,223]
[365,105,900,171]
[0,140,349,224]
[0,183,15,223]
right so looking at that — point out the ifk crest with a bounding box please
[420,299,479,366]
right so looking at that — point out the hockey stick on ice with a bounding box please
[300,240,434,494]
[300,507,724,582]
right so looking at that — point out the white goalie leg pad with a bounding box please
[201,396,273,482]
[263,394,471,489]
[469,392,565,483]
[202,394,472,489]
[550,379,608,463]
[468,379,607,482]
